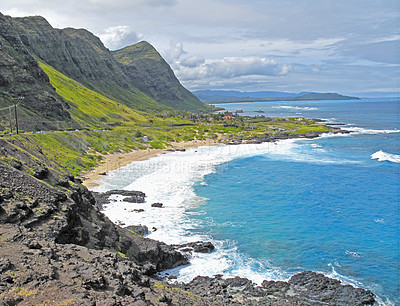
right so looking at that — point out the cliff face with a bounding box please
[0,138,188,273]
[1,13,208,117]
[10,15,165,113]
[0,13,73,131]
[113,42,209,112]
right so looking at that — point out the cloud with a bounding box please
[1,0,398,95]
[162,42,188,64]
[176,56,291,81]
[98,26,143,50]
[342,39,400,65]
[180,56,205,68]
[88,0,177,9]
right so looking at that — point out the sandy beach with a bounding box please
[82,139,220,187]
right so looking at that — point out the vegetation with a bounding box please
[38,62,146,128]
[2,51,332,178]
[8,112,330,176]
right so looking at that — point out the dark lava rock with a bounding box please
[93,190,146,210]
[288,271,376,306]
[173,241,215,253]
[0,139,376,305]
[177,271,375,305]
[123,196,143,203]
[126,225,149,236]
[26,239,42,250]
[32,167,49,180]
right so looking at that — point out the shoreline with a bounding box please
[78,130,379,304]
[82,139,221,187]
[81,128,343,188]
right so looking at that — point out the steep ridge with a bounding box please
[0,13,74,131]
[38,61,146,129]
[113,42,209,112]
[10,15,165,113]
[7,14,208,113]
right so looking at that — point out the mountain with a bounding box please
[288,92,360,101]
[0,13,74,131]
[0,13,208,131]
[194,90,359,103]
[113,42,208,112]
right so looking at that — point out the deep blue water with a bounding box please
[191,98,399,305]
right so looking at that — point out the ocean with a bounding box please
[92,98,399,305]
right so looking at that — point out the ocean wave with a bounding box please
[92,141,394,304]
[263,141,359,165]
[374,218,385,224]
[92,141,297,245]
[345,250,362,258]
[347,127,400,135]
[273,105,319,111]
[326,264,393,306]
[371,150,400,163]
[91,141,304,284]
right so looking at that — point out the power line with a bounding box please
[0,105,13,111]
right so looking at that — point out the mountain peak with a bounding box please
[113,41,209,111]
[14,15,53,30]
[114,41,163,65]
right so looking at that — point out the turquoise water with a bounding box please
[190,98,399,305]
[96,98,399,305]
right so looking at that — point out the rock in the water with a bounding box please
[93,190,146,210]
[172,241,215,253]
[125,225,149,236]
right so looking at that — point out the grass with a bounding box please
[1,63,333,178]
[8,114,332,177]
[38,61,146,129]
[117,251,128,260]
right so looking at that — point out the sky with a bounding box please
[1,0,399,96]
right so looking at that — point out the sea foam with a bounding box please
[92,141,297,282]
[273,105,319,111]
[371,150,400,163]
[347,127,400,135]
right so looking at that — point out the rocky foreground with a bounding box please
[0,138,375,305]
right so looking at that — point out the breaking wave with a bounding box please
[371,150,400,163]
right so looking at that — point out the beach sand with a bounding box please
[82,139,220,188]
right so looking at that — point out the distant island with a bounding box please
[193,90,360,103]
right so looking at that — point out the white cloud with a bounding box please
[1,0,398,95]
[98,26,143,50]
[176,56,290,81]
[312,64,321,73]
[162,42,187,64]
[180,56,205,68]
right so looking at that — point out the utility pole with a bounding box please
[11,96,23,134]
[14,101,18,134]
[9,105,13,133]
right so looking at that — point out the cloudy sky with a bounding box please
[1,0,398,96]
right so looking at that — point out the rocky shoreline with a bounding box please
[0,135,375,305]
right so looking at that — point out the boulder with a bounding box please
[172,241,215,253]
[126,225,149,236]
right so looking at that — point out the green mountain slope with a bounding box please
[113,42,210,112]
[10,16,165,113]
[0,13,75,132]
[38,61,146,128]
[8,15,208,113]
